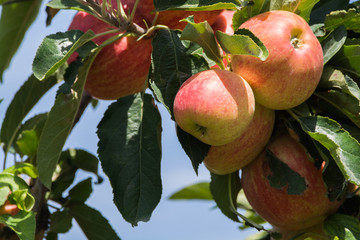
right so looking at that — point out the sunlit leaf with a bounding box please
[325,8,360,33]
[153,0,240,11]
[169,182,212,200]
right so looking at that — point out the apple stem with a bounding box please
[290,37,302,49]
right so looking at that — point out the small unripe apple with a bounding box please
[68,8,152,100]
[242,134,344,231]
[173,69,255,146]
[203,103,274,174]
[231,10,323,110]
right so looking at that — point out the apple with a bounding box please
[132,0,222,30]
[231,10,323,110]
[203,103,275,175]
[211,10,235,35]
[273,224,330,240]
[0,200,19,216]
[68,6,152,100]
[173,69,255,146]
[241,134,344,231]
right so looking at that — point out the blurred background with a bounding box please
[0,2,257,240]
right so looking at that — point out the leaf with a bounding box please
[270,0,301,12]
[97,93,162,226]
[176,125,210,174]
[16,130,39,157]
[32,30,97,81]
[69,203,121,240]
[0,75,58,156]
[153,0,240,11]
[169,182,212,200]
[295,0,320,22]
[296,115,360,186]
[150,29,209,117]
[0,211,36,240]
[324,214,360,240]
[37,49,100,189]
[46,0,92,13]
[0,0,42,81]
[232,0,268,30]
[210,172,241,222]
[49,210,73,234]
[68,178,92,203]
[325,8,360,33]
[216,29,268,61]
[0,173,30,191]
[3,163,38,179]
[321,25,347,65]
[8,190,35,212]
[329,43,360,77]
[309,0,349,25]
[66,148,100,175]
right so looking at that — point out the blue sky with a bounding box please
[0,2,255,240]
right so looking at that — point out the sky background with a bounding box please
[0,2,257,240]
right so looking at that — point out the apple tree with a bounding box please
[0,0,360,239]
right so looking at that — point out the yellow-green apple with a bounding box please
[241,134,344,231]
[132,0,222,30]
[203,103,274,174]
[173,69,255,146]
[231,10,323,110]
[273,224,330,240]
[68,8,152,100]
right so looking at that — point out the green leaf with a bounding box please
[325,8,360,33]
[0,186,10,206]
[32,30,97,81]
[46,0,92,13]
[49,210,73,234]
[181,17,223,66]
[309,0,349,25]
[15,130,39,157]
[69,204,121,240]
[296,115,360,186]
[329,43,360,77]
[0,75,58,156]
[0,211,36,240]
[210,172,241,222]
[66,148,100,175]
[216,29,268,61]
[269,0,301,11]
[8,190,35,212]
[296,0,320,22]
[3,163,38,179]
[0,173,30,191]
[321,25,347,65]
[68,178,92,203]
[97,93,162,226]
[266,149,307,195]
[232,0,268,30]
[153,0,240,11]
[37,49,100,189]
[150,29,209,117]
[324,214,360,240]
[169,182,212,200]
[0,0,42,81]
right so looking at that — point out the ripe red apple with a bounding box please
[211,10,235,35]
[231,10,323,110]
[241,134,344,231]
[173,69,255,146]
[203,103,274,175]
[68,8,152,100]
[133,0,222,30]
[0,200,20,216]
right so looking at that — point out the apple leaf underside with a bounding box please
[153,0,240,11]
[97,93,162,226]
[321,25,347,65]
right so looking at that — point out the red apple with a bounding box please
[203,103,274,175]
[241,134,344,231]
[231,10,323,110]
[0,200,20,216]
[68,7,152,100]
[211,10,235,35]
[173,69,255,146]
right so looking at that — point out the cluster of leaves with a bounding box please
[0,0,360,239]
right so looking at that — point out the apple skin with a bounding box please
[173,69,255,146]
[241,134,344,231]
[0,200,20,216]
[203,103,274,175]
[68,10,152,100]
[211,10,235,35]
[273,224,330,240]
[231,10,323,110]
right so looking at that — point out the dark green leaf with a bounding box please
[296,115,360,186]
[46,0,92,13]
[153,0,240,11]
[0,0,42,81]
[68,178,92,203]
[65,148,99,175]
[97,93,162,226]
[150,29,209,117]
[210,172,241,222]
[37,49,100,189]
[324,214,360,240]
[181,17,223,66]
[69,204,121,240]
[309,0,349,25]
[216,29,268,61]
[0,211,36,240]
[266,149,307,195]
[3,163,38,179]
[169,182,212,200]
[325,8,360,33]
[32,30,96,81]
[329,43,360,77]
[176,125,210,174]
[321,25,347,64]
[0,75,57,156]
[49,210,73,234]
